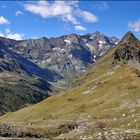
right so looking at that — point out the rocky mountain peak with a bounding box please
[93,31,102,35]
[65,33,80,44]
[69,33,78,37]
[114,31,140,62]
[67,33,79,39]
[122,31,138,42]
[42,36,48,39]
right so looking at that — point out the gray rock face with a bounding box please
[9,32,119,80]
[0,31,119,83]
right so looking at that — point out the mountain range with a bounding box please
[0,31,119,84]
[0,31,119,115]
[0,31,140,139]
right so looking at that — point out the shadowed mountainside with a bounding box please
[0,45,55,116]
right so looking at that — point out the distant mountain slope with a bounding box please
[1,32,139,139]
[0,32,119,83]
[0,46,55,116]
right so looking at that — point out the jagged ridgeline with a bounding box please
[0,31,119,83]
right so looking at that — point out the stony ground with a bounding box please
[0,122,140,140]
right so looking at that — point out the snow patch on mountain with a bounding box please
[64,39,71,45]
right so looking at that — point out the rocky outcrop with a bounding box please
[114,31,140,62]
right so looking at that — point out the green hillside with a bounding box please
[0,32,140,139]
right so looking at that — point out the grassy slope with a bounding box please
[0,47,140,138]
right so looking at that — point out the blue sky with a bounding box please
[0,1,140,40]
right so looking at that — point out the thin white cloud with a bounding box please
[24,1,78,24]
[0,32,5,37]
[6,33,24,40]
[128,18,140,32]
[15,10,24,16]
[75,25,87,31]
[24,1,97,24]
[0,29,24,40]
[78,11,98,22]
[0,16,9,25]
